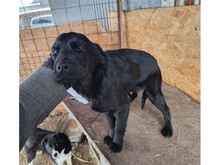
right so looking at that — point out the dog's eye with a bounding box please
[75,45,85,52]
[52,50,57,54]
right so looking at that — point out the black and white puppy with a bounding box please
[23,128,72,165]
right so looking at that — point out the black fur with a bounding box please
[51,32,173,153]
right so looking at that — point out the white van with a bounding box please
[30,14,54,28]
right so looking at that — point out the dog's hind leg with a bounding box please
[28,159,34,165]
[26,151,36,165]
[23,144,37,165]
[144,71,173,137]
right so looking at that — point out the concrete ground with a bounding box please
[64,82,200,165]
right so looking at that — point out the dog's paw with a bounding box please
[110,142,122,153]
[161,125,173,138]
[104,135,113,145]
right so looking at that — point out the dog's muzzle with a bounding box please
[55,63,70,73]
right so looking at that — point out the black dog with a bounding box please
[51,32,173,153]
[23,128,72,165]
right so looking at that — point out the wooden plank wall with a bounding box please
[125,5,200,102]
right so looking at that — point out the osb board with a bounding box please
[19,20,119,82]
[125,5,200,102]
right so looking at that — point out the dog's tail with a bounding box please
[141,91,147,109]
[128,90,147,109]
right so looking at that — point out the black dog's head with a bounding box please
[51,32,107,83]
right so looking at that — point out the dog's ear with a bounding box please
[54,133,63,142]
[92,43,107,70]
[54,133,72,153]
[41,136,49,147]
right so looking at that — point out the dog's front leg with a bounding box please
[110,104,130,153]
[66,151,73,165]
[104,111,115,145]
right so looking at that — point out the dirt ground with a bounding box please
[20,82,200,165]
[64,82,200,165]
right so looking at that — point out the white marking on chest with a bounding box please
[52,149,72,165]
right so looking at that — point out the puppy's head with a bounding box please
[41,133,72,157]
[51,32,107,83]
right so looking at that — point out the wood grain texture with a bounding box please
[125,5,200,102]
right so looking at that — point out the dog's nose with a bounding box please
[56,63,69,73]
[53,153,58,157]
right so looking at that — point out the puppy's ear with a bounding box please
[54,133,72,153]
[41,136,49,147]
[92,43,107,70]
[54,133,63,142]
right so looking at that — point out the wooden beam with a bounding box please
[175,0,180,6]
[184,0,194,5]
[117,0,122,49]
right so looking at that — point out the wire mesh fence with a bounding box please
[19,0,120,82]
